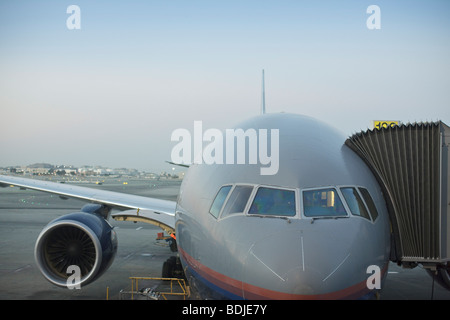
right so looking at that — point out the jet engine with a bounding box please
[34,204,118,288]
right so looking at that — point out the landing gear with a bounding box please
[162,256,185,280]
[168,238,178,252]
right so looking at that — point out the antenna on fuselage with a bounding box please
[261,69,266,114]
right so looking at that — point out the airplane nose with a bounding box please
[242,224,372,299]
[243,231,310,299]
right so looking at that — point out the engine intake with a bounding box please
[35,208,118,288]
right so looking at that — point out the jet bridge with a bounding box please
[346,121,450,271]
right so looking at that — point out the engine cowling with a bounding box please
[34,207,118,288]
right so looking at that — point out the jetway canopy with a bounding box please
[346,121,450,266]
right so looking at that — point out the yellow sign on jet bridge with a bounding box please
[373,120,400,130]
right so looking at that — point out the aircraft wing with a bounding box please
[0,175,176,234]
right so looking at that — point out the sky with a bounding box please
[0,0,449,173]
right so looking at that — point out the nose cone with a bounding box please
[243,231,308,299]
[242,221,381,299]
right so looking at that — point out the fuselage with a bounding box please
[175,113,391,299]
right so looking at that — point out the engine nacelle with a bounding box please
[34,205,118,288]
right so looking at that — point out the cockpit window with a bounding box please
[209,185,232,218]
[358,187,379,221]
[340,187,371,220]
[303,188,346,217]
[249,187,296,217]
[221,185,254,218]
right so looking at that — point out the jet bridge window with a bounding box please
[221,185,254,218]
[303,188,346,217]
[209,185,232,218]
[248,187,296,217]
[340,187,371,220]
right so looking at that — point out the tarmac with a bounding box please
[0,176,449,300]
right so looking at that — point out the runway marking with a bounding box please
[141,253,153,257]
[14,264,31,273]
[123,253,133,260]
[136,227,143,231]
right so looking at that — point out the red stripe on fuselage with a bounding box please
[179,247,387,300]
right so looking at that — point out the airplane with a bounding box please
[1,71,448,299]
[0,111,395,300]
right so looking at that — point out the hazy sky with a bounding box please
[1,1,449,173]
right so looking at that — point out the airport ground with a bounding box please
[0,176,449,301]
